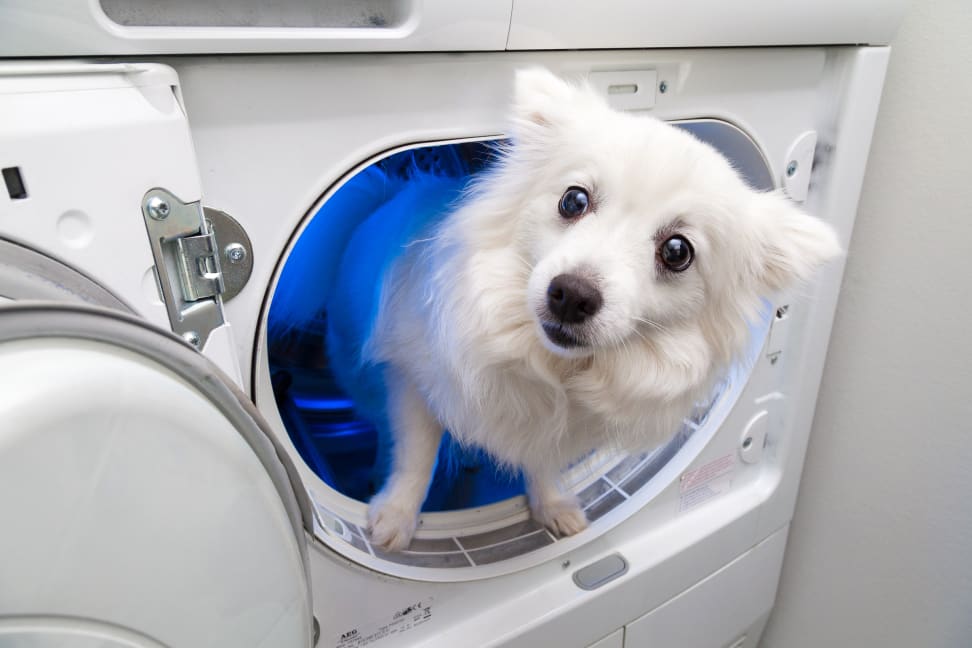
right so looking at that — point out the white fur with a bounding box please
[365,68,841,551]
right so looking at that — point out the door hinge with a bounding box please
[142,188,226,349]
[176,231,225,301]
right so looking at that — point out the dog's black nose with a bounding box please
[546,274,603,324]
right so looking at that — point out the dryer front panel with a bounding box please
[212,48,890,647]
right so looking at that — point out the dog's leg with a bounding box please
[367,374,443,552]
[525,467,588,537]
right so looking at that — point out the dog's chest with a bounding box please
[434,360,618,465]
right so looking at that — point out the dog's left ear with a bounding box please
[747,192,843,293]
[511,68,580,144]
[513,68,575,126]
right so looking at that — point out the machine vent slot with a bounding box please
[2,167,27,200]
[99,0,409,28]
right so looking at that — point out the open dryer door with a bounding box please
[0,304,315,647]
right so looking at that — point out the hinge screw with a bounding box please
[659,80,668,94]
[182,331,201,347]
[147,196,171,220]
[785,160,799,177]
[225,243,247,264]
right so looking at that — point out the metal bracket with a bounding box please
[203,206,253,302]
[141,188,226,349]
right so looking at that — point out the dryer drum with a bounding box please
[264,121,773,575]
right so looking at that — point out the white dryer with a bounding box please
[0,2,905,647]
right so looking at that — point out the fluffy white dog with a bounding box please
[364,68,840,551]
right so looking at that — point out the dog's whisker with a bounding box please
[633,316,672,336]
[510,252,533,270]
[621,323,652,344]
[633,316,669,331]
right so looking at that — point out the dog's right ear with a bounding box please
[746,191,843,294]
[511,68,576,144]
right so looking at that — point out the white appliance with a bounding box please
[0,2,905,647]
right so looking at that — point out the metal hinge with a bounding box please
[175,232,225,301]
[142,188,226,349]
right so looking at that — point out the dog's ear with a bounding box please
[513,68,574,125]
[511,68,578,143]
[746,192,842,294]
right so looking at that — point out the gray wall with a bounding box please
[761,1,972,646]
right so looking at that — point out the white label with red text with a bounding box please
[679,454,734,512]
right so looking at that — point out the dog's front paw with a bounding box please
[531,495,588,538]
[367,495,420,552]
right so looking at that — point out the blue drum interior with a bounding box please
[267,141,527,511]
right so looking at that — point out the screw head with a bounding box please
[742,436,753,450]
[786,160,799,177]
[147,196,171,220]
[182,331,201,347]
[659,80,668,94]
[225,243,247,264]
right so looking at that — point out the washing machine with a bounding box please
[0,2,906,647]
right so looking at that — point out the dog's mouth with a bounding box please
[541,322,588,349]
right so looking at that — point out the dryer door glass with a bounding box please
[0,304,314,648]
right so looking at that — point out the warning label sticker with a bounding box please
[333,597,434,648]
[679,454,734,512]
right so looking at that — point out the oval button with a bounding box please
[572,554,629,590]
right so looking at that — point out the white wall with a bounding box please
[761,1,972,646]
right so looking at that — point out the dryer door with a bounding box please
[0,238,132,310]
[0,303,315,647]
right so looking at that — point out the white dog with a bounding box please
[363,68,840,551]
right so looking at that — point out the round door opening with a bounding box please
[262,123,773,577]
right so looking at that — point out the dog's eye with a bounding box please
[659,235,694,272]
[559,187,590,220]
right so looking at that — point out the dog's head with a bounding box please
[500,68,841,368]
